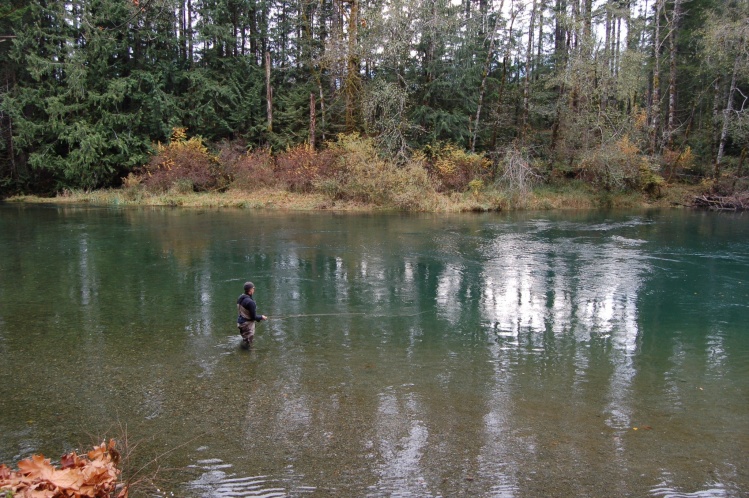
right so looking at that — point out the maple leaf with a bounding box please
[60,452,83,470]
[27,488,57,498]
[17,454,55,481]
[87,443,107,462]
[50,467,85,491]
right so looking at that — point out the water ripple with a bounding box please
[186,458,315,497]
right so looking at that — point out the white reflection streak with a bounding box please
[373,392,430,496]
[579,245,644,435]
[482,271,546,334]
[480,237,645,346]
[479,344,519,497]
[404,261,414,283]
[192,264,218,377]
[397,260,416,299]
[199,263,212,334]
[550,260,574,335]
[360,253,388,302]
[78,236,92,306]
[185,262,212,335]
[335,256,348,301]
[276,250,303,322]
[436,265,464,325]
[706,331,727,372]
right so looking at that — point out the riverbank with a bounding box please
[5,182,702,212]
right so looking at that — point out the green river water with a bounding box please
[0,204,748,497]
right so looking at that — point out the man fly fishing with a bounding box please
[237,281,267,349]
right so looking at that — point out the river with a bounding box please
[1,204,748,497]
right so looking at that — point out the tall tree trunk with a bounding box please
[664,0,681,150]
[266,52,273,132]
[582,0,592,40]
[344,0,360,132]
[554,0,567,67]
[521,0,538,140]
[319,83,326,142]
[249,6,258,63]
[472,4,503,153]
[550,0,568,151]
[426,0,437,83]
[310,92,316,148]
[716,59,740,176]
[601,0,612,112]
[615,14,621,77]
[650,0,663,154]
[491,1,517,148]
[187,0,193,64]
[179,0,187,61]
[711,77,722,165]
[535,4,543,81]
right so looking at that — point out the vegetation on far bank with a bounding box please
[1,0,748,207]
[7,130,708,212]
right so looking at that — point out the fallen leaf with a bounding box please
[50,467,85,490]
[1,441,125,498]
[17,454,55,480]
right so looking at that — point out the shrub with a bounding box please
[468,178,484,196]
[274,144,337,193]
[312,177,341,199]
[577,136,651,191]
[228,147,277,191]
[662,146,696,182]
[329,134,436,208]
[426,143,492,192]
[639,160,665,197]
[494,146,541,205]
[387,161,436,210]
[118,173,145,201]
[139,128,224,193]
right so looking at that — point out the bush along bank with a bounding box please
[10,129,711,212]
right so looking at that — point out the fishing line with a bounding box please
[268,310,431,320]
[269,313,366,320]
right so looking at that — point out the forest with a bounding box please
[0,0,747,205]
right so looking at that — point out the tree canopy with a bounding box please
[0,0,747,194]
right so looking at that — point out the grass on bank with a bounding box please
[7,181,700,212]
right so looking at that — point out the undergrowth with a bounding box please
[14,129,703,212]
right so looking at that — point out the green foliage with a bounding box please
[362,80,413,162]
[1,0,157,192]
[269,80,320,150]
[639,161,665,197]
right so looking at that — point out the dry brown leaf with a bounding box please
[1,441,125,498]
